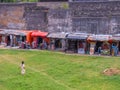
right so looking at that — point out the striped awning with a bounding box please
[87,34,112,41]
[112,34,120,41]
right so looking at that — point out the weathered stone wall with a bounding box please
[37,2,68,9]
[70,1,120,34]
[70,0,119,2]
[1,1,120,34]
[47,9,72,32]
[72,17,110,34]
[0,3,48,31]
[37,2,70,32]
[25,6,49,31]
[0,3,26,29]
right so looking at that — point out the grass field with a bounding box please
[0,49,120,90]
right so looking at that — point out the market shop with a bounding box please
[47,32,68,51]
[66,33,89,54]
[0,30,6,46]
[87,34,112,55]
[31,31,49,49]
[0,29,28,47]
[0,30,16,46]
[110,34,120,56]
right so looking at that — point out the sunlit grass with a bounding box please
[0,49,120,90]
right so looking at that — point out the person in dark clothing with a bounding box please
[98,46,102,55]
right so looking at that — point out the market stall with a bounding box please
[31,31,49,49]
[87,34,96,55]
[66,33,89,54]
[0,29,29,48]
[87,34,112,55]
[110,34,120,56]
[47,32,68,51]
[0,30,6,46]
[26,30,37,47]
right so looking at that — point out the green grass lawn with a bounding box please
[0,49,120,90]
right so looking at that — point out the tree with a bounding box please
[0,0,14,2]
[0,0,4,2]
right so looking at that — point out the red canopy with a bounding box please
[31,31,48,38]
[26,31,34,43]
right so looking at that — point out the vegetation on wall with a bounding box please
[62,3,69,9]
[0,0,39,2]
[0,0,68,2]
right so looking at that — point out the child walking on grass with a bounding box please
[20,61,25,75]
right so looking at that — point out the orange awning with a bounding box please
[26,31,34,43]
[31,31,48,38]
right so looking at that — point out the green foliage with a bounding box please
[0,0,38,2]
[0,0,14,2]
[62,3,69,9]
[0,49,120,90]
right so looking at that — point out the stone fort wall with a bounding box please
[0,1,120,34]
[70,1,120,34]
[0,3,48,31]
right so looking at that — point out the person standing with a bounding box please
[114,45,118,56]
[20,61,25,75]
[98,46,102,55]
